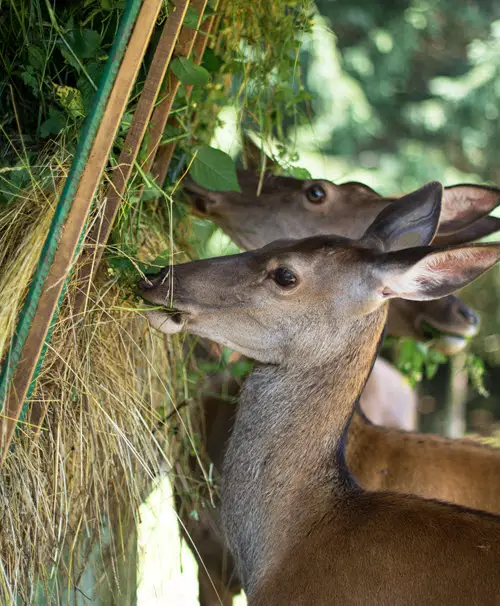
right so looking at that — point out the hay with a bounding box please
[0,158,195,603]
[0,1,315,599]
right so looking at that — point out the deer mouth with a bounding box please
[136,290,188,334]
[417,319,477,355]
[144,306,187,334]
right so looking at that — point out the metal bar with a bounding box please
[0,0,164,462]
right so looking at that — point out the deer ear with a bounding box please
[377,244,500,301]
[438,184,500,236]
[433,215,500,246]
[361,181,442,252]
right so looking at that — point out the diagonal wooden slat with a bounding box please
[0,0,164,462]
[152,0,221,187]
[73,0,190,317]
[143,0,209,184]
[27,0,191,435]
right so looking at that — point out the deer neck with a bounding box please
[221,305,388,592]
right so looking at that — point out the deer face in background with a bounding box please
[184,173,386,249]
[387,297,479,355]
[140,182,500,365]
[184,171,500,353]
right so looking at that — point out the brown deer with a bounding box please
[175,174,500,605]
[140,183,500,604]
[185,173,500,424]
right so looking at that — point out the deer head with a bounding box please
[184,172,500,353]
[143,183,500,604]
[140,182,500,366]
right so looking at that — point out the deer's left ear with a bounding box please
[360,181,442,252]
[376,244,500,301]
[438,184,500,235]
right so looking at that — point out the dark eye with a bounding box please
[273,267,297,289]
[306,184,326,204]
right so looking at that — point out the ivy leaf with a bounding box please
[183,5,200,29]
[69,28,102,60]
[190,145,240,192]
[170,57,210,86]
[28,46,45,71]
[40,107,67,138]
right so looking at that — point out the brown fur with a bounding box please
[139,194,500,603]
[174,175,500,605]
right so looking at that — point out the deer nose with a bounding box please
[457,303,479,326]
[137,266,170,291]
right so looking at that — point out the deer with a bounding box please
[173,174,500,606]
[140,182,500,604]
[185,172,500,424]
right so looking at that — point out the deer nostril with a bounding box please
[171,312,183,325]
[138,276,155,291]
[458,306,479,326]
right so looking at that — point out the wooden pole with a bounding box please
[72,0,190,319]
[142,0,208,185]
[0,0,164,463]
[151,0,221,188]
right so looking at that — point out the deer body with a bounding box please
[223,309,500,604]
[177,365,500,606]
[175,175,500,605]
[359,358,416,430]
[348,412,500,509]
[140,185,500,603]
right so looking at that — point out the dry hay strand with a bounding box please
[0,161,192,603]
[0,152,69,361]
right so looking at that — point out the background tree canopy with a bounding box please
[285,0,500,434]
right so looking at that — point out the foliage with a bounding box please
[294,0,500,192]
[190,145,240,191]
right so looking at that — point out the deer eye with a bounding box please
[305,184,326,204]
[273,267,297,289]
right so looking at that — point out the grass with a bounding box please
[0,0,316,601]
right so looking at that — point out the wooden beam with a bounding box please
[72,0,190,318]
[143,0,209,184]
[0,0,164,462]
[152,0,221,187]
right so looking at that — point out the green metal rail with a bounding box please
[0,0,145,426]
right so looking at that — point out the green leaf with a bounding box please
[28,46,45,71]
[201,48,223,73]
[170,57,210,86]
[20,70,38,92]
[54,85,85,118]
[183,5,200,29]
[70,28,102,60]
[160,123,185,144]
[40,107,66,138]
[190,145,240,192]
[289,166,312,179]
[78,61,104,112]
[60,45,81,72]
